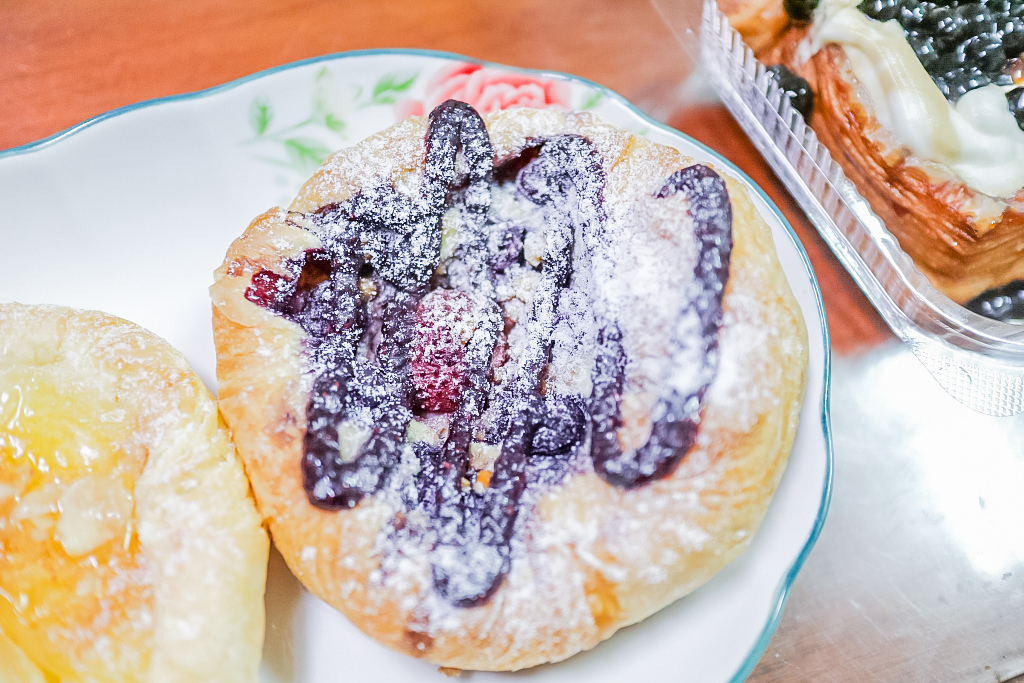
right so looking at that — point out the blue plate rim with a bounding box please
[0,47,834,682]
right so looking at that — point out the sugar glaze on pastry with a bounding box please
[0,304,268,682]
[211,103,807,670]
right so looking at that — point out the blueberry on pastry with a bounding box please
[211,102,807,671]
[725,0,1024,305]
[0,304,268,682]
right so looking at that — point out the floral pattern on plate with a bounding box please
[243,61,610,189]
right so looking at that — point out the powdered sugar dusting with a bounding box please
[708,291,776,430]
[247,103,751,649]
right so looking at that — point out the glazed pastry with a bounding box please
[0,304,268,682]
[726,0,1024,304]
[211,102,807,671]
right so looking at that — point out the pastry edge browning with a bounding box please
[210,108,807,671]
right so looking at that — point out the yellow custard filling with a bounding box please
[0,358,153,681]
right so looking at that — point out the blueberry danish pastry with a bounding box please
[210,103,807,670]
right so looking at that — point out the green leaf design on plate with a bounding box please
[324,113,346,133]
[283,137,333,172]
[245,68,420,186]
[312,67,349,127]
[250,99,272,136]
[579,90,604,111]
[371,72,417,105]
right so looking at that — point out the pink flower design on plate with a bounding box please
[395,63,572,119]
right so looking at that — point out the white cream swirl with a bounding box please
[808,0,1024,198]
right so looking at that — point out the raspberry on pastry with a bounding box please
[0,304,268,682]
[726,0,1024,306]
[211,101,807,671]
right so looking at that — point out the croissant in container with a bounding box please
[724,0,1024,305]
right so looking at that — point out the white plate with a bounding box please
[0,50,832,683]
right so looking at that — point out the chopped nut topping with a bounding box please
[359,276,378,300]
[469,442,501,470]
[55,476,133,557]
[336,421,372,463]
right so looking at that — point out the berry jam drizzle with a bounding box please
[244,102,734,608]
[247,101,496,511]
[591,165,732,488]
[431,134,607,606]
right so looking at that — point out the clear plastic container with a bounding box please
[695,0,1024,416]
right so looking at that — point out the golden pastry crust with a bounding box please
[800,45,1024,302]
[723,3,1024,303]
[0,304,268,682]
[211,108,807,671]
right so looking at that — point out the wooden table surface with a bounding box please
[5,1,1023,681]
